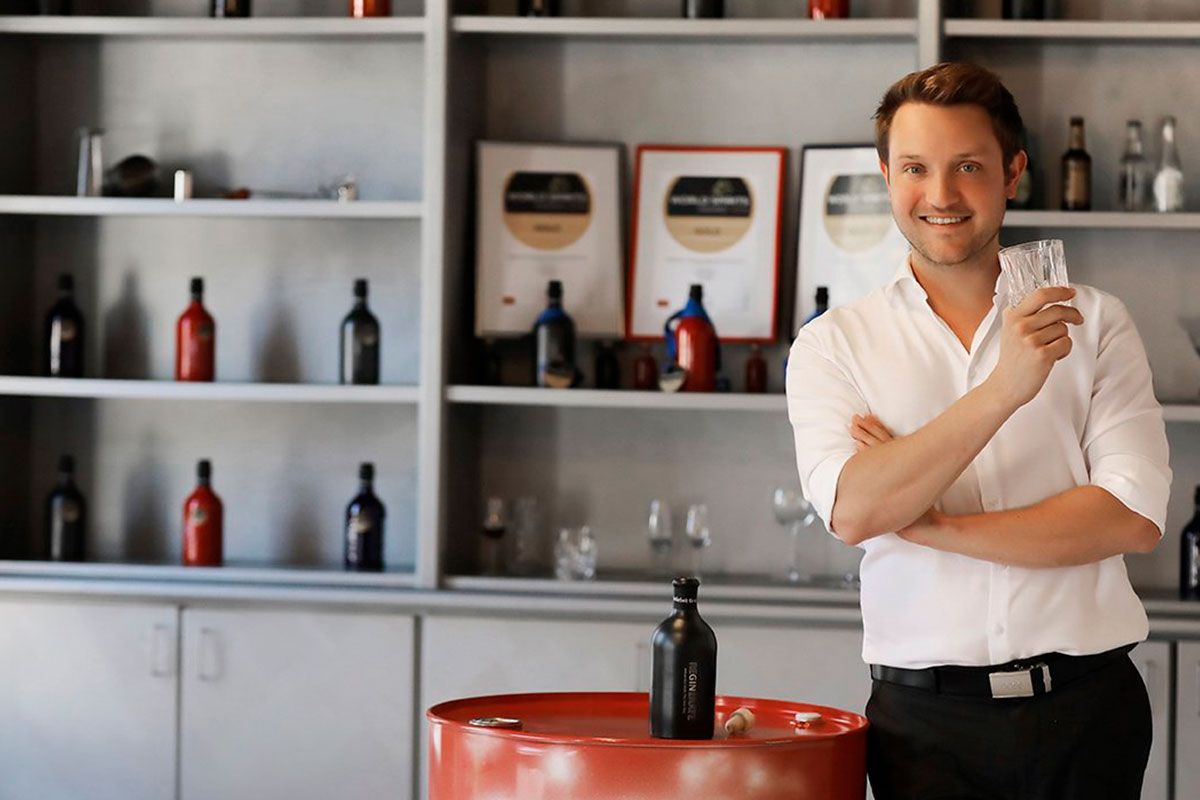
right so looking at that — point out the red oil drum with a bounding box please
[427,692,868,799]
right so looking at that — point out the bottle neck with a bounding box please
[672,595,699,613]
[57,472,74,488]
[683,296,707,318]
[190,293,204,306]
[1161,123,1179,161]
[1069,124,1086,150]
[359,478,374,494]
[1125,126,1144,156]
[197,476,210,489]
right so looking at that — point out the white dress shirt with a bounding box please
[786,256,1172,669]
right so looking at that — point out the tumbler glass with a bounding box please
[997,239,1070,308]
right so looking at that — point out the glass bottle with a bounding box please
[518,0,560,15]
[1118,120,1151,212]
[683,0,723,17]
[1181,485,1200,601]
[533,280,578,388]
[1061,117,1091,211]
[45,454,86,562]
[745,344,767,393]
[665,284,718,393]
[345,462,385,572]
[340,278,381,385]
[594,341,620,390]
[1154,116,1185,213]
[481,497,506,576]
[349,0,390,16]
[808,0,849,19]
[1002,0,1043,18]
[211,0,251,17]
[633,343,658,391]
[1008,130,1035,210]
[183,459,223,567]
[650,577,717,740]
[45,273,84,378]
[803,286,829,326]
[176,277,215,382]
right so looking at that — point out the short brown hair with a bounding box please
[873,62,1025,172]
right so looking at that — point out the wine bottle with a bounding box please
[345,462,385,572]
[1154,116,1185,213]
[340,279,381,385]
[745,344,767,394]
[1061,117,1091,211]
[594,341,620,390]
[211,0,251,16]
[633,343,658,391]
[176,277,215,382]
[183,459,223,567]
[650,577,717,739]
[683,0,723,17]
[533,280,578,389]
[45,454,86,562]
[1182,485,1200,601]
[1002,0,1043,18]
[518,0,559,15]
[45,273,84,378]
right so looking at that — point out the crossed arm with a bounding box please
[844,411,1161,569]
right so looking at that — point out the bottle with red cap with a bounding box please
[183,459,223,567]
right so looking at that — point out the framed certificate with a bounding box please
[627,145,786,343]
[794,144,909,333]
[475,141,625,339]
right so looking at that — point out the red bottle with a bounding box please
[665,284,718,393]
[176,277,215,382]
[633,343,658,391]
[745,344,768,393]
[183,459,223,567]
[809,0,849,18]
[350,0,390,16]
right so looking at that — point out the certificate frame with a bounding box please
[794,143,910,334]
[626,144,786,344]
[475,141,625,339]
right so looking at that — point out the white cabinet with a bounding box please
[713,622,870,714]
[1129,641,1171,800]
[1177,641,1200,800]
[179,607,415,800]
[0,598,178,800]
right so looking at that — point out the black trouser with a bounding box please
[865,653,1152,800]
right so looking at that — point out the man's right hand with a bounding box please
[987,285,1084,410]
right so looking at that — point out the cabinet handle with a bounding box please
[150,623,175,678]
[198,627,221,682]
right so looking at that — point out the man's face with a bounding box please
[881,102,1024,269]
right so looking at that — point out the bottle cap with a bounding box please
[1070,116,1084,125]
[354,279,368,299]
[58,274,74,293]
[58,454,75,473]
[359,462,374,481]
[672,575,700,602]
[190,277,204,297]
[816,286,829,303]
[792,711,823,729]
[547,280,563,300]
[688,284,704,301]
[197,459,212,480]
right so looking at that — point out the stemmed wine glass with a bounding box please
[772,488,818,584]
[684,504,712,579]
[647,499,673,578]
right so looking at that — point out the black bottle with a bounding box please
[345,462,385,572]
[683,0,723,17]
[533,280,578,388]
[518,0,560,15]
[594,341,620,389]
[211,0,251,17]
[340,279,381,385]
[45,455,86,562]
[1182,486,1200,600]
[1002,0,1043,18]
[650,577,717,739]
[45,273,84,378]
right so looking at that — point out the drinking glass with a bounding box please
[647,499,674,578]
[553,526,597,581]
[997,239,1069,309]
[684,504,712,579]
[772,487,819,583]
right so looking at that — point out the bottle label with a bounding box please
[59,319,77,341]
[197,324,214,341]
[683,661,700,722]
[672,596,697,605]
[1190,541,1200,588]
[350,514,373,535]
[190,507,208,525]
[1064,161,1090,207]
[62,502,80,523]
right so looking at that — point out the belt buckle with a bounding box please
[988,661,1052,699]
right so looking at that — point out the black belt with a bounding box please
[869,643,1136,699]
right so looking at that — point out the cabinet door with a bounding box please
[1178,641,1200,800]
[0,598,178,800]
[1128,640,1171,800]
[713,622,870,713]
[179,607,415,800]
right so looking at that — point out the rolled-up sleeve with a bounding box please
[786,331,870,537]
[1081,295,1172,536]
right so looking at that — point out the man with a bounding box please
[786,62,1170,800]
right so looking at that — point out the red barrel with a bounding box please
[427,692,868,799]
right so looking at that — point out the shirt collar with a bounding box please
[884,253,1009,310]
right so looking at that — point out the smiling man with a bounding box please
[786,63,1171,799]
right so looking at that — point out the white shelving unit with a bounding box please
[945,19,1200,42]
[0,196,424,219]
[0,15,427,38]
[451,15,918,40]
[0,377,421,404]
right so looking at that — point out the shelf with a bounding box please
[451,16,917,41]
[446,385,787,412]
[0,377,420,405]
[0,196,424,220]
[444,573,860,605]
[945,19,1200,43]
[0,16,427,39]
[1004,210,1200,230]
[0,560,418,589]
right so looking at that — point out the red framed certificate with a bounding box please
[626,145,786,343]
